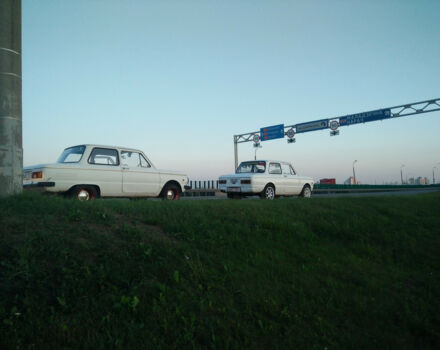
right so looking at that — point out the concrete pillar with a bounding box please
[0,0,22,196]
[233,135,238,171]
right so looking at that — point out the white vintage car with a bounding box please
[218,160,314,199]
[23,144,191,200]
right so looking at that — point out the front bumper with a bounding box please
[23,182,56,188]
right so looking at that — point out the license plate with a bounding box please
[227,187,241,193]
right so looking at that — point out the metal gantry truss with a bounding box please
[233,97,440,169]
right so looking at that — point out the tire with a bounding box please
[300,185,312,198]
[71,186,98,201]
[162,184,181,200]
[261,184,275,200]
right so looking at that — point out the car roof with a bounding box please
[66,144,143,153]
[241,160,291,164]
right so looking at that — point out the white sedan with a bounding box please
[23,144,190,200]
[218,160,314,199]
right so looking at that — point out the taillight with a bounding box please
[241,179,251,184]
[219,179,226,184]
[32,171,42,179]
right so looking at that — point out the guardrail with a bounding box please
[184,181,440,197]
[314,183,440,190]
[189,180,219,190]
[183,181,219,197]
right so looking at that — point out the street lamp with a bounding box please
[436,162,440,185]
[254,143,262,160]
[352,160,358,185]
[400,164,405,185]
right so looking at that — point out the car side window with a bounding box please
[269,163,282,174]
[121,151,151,168]
[121,151,139,168]
[88,148,119,165]
[140,154,151,168]
[290,165,296,175]
[281,164,291,175]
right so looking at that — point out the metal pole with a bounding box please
[433,167,436,185]
[233,135,238,171]
[400,165,405,185]
[437,163,440,185]
[0,0,22,196]
[352,160,357,185]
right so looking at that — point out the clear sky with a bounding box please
[22,0,440,184]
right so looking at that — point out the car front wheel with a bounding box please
[162,184,181,200]
[300,185,312,198]
[261,184,275,200]
[71,186,98,201]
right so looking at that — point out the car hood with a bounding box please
[24,163,56,171]
[23,163,83,171]
[156,169,188,177]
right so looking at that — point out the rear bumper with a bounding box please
[23,182,56,188]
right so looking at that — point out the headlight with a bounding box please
[32,171,43,179]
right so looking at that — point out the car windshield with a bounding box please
[236,161,266,173]
[57,145,86,163]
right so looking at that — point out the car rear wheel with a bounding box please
[162,184,181,200]
[261,184,275,200]
[71,186,98,201]
[300,185,312,198]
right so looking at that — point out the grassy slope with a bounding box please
[0,192,439,349]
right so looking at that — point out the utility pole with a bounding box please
[352,160,357,185]
[400,164,405,185]
[0,0,22,196]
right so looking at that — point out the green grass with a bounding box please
[0,192,439,349]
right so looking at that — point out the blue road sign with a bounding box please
[260,124,285,141]
[339,109,391,126]
[295,119,328,133]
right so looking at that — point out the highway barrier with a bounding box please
[184,182,440,197]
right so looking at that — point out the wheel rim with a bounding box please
[166,189,175,200]
[303,187,311,197]
[77,189,90,201]
[265,186,275,200]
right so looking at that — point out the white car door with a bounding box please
[121,151,160,195]
[268,162,285,195]
[281,163,299,195]
[87,147,123,196]
[289,165,303,195]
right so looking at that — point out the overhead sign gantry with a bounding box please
[233,98,440,169]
